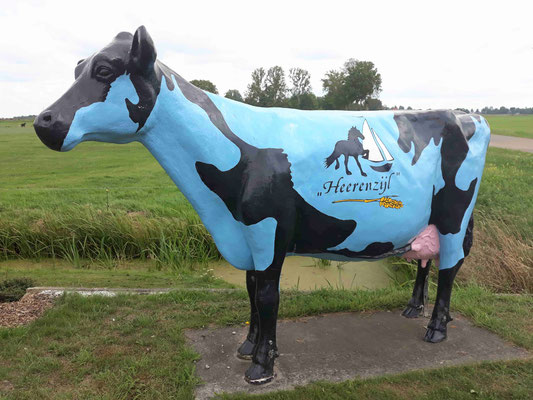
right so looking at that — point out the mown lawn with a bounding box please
[0,286,531,399]
[484,114,533,139]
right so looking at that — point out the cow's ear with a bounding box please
[129,26,157,74]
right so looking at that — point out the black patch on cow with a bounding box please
[154,67,358,255]
[429,119,477,234]
[455,112,477,141]
[328,241,410,259]
[394,111,478,235]
[370,163,392,172]
[395,111,446,165]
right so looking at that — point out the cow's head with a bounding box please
[34,26,160,151]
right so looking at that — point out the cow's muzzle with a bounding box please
[34,110,69,151]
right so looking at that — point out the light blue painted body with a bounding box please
[61,73,490,271]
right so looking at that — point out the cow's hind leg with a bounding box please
[237,271,260,360]
[402,260,431,318]
[425,215,473,343]
[244,254,284,384]
[424,260,462,343]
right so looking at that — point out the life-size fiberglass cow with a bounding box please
[34,27,490,384]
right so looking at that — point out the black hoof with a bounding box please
[424,327,447,343]
[237,338,255,360]
[346,171,352,175]
[402,304,423,318]
[361,172,367,177]
[244,362,275,385]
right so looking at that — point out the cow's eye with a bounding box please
[95,66,113,80]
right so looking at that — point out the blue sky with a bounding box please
[0,0,531,117]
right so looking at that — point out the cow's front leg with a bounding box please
[424,260,462,343]
[237,271,259,359]
[244,262,282,384]
[402,260,430,318]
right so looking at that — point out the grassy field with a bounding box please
[0,285,531,399]
[483,114,533,139]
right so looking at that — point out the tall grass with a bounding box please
[461,211,533,293]
[0,208,220,271]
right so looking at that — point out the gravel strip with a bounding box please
[0,293,56,328]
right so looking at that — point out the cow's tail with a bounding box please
[324,150,338,169]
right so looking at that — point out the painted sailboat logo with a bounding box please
[361,119,394,172]
[324,119,395,176]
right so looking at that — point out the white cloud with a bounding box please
[0,0,531,116]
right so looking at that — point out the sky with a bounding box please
[0,0,531,117]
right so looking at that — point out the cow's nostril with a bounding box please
[43,114,52,122]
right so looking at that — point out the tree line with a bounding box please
[191,59,384,111]
[191,61,533,115]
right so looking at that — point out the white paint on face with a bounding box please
[61,74,140,151]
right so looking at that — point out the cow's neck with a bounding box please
[139,77,243,219]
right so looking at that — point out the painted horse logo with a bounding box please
[324,126,370,176]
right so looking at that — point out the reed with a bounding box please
[0,208,220,270]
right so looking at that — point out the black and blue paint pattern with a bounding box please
[35,30,491,272]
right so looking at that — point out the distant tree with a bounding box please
[190,79,218,94]
[288,68,317,109]
[288,92,318,110]
[455,108,470,113]
[399,105,405,110]
[322,59,381,110]
[342,59,382,109]
[264,66,288,107]
[245,66,288,107]
[245,68,267,106]
[364,98,383,110]
[321,70,346,110]
[289,68,312,97]
[224,89,244,102]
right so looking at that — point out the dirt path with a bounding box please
[490,134,533,153]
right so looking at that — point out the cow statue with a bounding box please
[34,26,490,384]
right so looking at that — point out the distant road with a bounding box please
[489,134,533,153]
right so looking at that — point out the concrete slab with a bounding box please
[186,311,530,399]
[26,287,238,297]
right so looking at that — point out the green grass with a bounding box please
[474,147,533,239]
[484,114,533,139]
[0,286,531,399]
